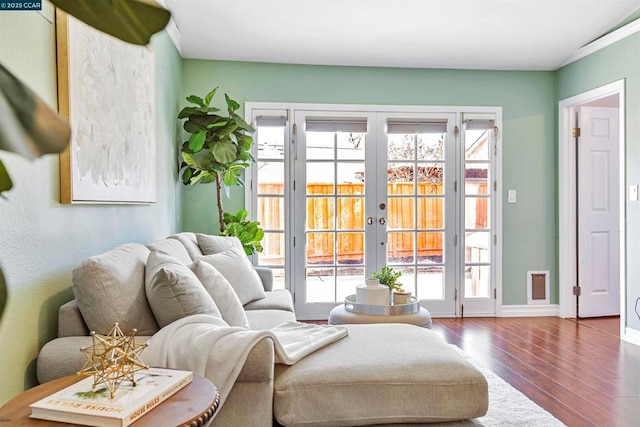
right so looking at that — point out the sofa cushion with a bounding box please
[145,251,223,328]
[168,232,203,260]
[244,289,294,312]
[196,233,244,254]
[72,243,159,336]
[146,238,192,264]
[274,324,488,426]
[190,259,250,328]
[197,247,266,305]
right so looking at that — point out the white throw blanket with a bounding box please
[143,314,348,408]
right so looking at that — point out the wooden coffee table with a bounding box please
[0,373,220,426]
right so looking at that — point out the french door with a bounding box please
[249,105,500,319]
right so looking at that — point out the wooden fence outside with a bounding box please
[258,182,486,265]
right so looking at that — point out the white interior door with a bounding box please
[578,106,620,318]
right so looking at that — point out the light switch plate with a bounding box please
[507,189,516,204]
[631,185,638,201]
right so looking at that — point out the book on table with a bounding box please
[30,367,193,427]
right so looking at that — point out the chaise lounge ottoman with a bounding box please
[274,324,488,426]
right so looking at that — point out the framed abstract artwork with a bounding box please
[56,10,156,204]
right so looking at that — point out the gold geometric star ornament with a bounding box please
[78,323,149,398]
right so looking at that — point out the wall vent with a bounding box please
[527,270,550,305]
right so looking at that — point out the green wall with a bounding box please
[558,31,640,330]
[181,60,557,307]
[0,10,183,405]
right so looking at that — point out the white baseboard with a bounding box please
[622,327,640,347]
[499,304,560,317]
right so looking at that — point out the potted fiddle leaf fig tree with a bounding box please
[178,87,264,254]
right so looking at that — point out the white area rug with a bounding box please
[438,347,567,427]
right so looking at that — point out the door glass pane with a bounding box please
[387,232,414,264]
[465,129,489,161]
[337,266,364,300]
[337,232,364,265]
[307,163,334,194]
[417,134,444,161]
[258,197,284,230]
[257,162,284,194]
[337,197,364,229]
[307,198,335,230]
[418,198,444,229]
[307,132,334,160]
[270,268,285,290]
[417,232,444,264]
[465,163,489,195]
[465,197,489,229]
[418,162,444,193]
[388,163,414,195]
[396,266,416,295]
[337,132,365,160]
[306,267,335,302]
[465,232,490,263]
[337,163,365,194]
[306,232,334,264]
[417,266,445,300]
[257,127,284,160]
[388,197,414,229]
[258,232,284,265]
[388,134,414,160]
[465,265,490,298]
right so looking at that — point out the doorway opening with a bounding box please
[558,80,625,339]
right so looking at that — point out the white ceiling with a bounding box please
[163,0,640,71]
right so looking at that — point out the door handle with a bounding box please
[379,217,386,225]
[367,217,374,225]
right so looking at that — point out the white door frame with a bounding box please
[558,80,625,334]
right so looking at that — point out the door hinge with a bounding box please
[454,180,458,192]
[293,236,296,247]
[454,289,458,301]
[494,288,497,299]
[293,180,296,191]
[250,179,253,191]
[461,304,464,318]
[454,235,458,246]
[573,285,581,296]
[454,125,460,137]
[292,123,298,159]
[293,292,296,303]
[572,127,581,138]
[493,180,497,192]
[494,235,497,245]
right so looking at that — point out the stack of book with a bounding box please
[30,367,193,427]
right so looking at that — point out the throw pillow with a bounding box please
[73,243,159,336]
[145,251,224,328]
[197,247,266,305]
[190,260,250,328]
[196,233,244,255]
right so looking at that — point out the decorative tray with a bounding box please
[344,294,420,316]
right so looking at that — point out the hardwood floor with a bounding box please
[431,317,640,427]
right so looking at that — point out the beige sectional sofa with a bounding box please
[37,233,489,426]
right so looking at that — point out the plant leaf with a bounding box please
[181,152,196,167]
[0,159,13,195]
[186,95,204,107]
[225,94,240,114]
[212,140,238,164]
[188,131,207,152]
[222,169,238,187]
[50,0,171,46]
[204,87,218,107]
